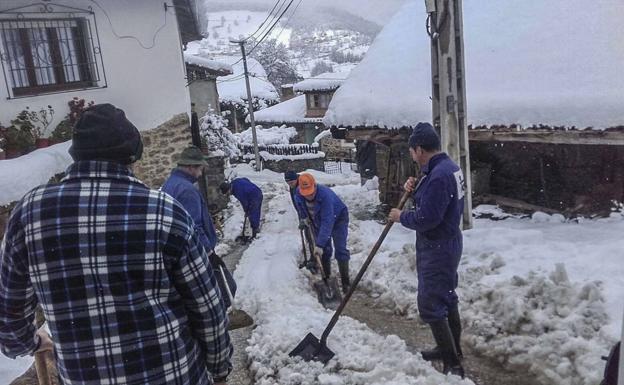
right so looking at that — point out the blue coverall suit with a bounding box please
[399,153,465,323]
[294,184,350,263]
[231,178,263,232]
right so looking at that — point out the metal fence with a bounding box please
[238,143,320,156]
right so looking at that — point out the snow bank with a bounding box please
[183,51,233,74]
[325,0,624,129]
[339,194,624,385]
[235,125,298,146]
[254,95,323,124]
[293,70,350,93]
[0,141,72,206]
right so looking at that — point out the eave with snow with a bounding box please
[323,0,624,145]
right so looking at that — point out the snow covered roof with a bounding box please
[325,0,624,129]
[254,95,324,124]
[293,70,351,93]
[183,52,233,76]
[214,55,280,104]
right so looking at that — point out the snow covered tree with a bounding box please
[200,109,240,159]
[248,38,301,92]
[310,61,334,77]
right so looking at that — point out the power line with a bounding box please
[247,0,287,40]
[245,0,296,58]
[248,0,289,41]
[272,0,303,43]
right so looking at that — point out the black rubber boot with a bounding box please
[428,319,465,378]
[338,260,351,294]
[422,307,463,361]
[321,258,332,278]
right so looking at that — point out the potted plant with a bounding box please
[13,106,55,148]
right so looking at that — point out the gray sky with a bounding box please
[253,0,408,24]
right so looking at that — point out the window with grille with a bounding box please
[0,19,101,97]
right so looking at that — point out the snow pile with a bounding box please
[325,0,624,129]
[0,141,72,206]
[200,110,240,158]
[461,256,609,385]
[235,125,298,146]
[254,95,323,124]
[343,203,624,385]
[183,51,233,74]
[293,70,350,93]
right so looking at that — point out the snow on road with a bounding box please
[231,178,472,384]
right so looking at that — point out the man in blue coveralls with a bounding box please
[294,173,351,293]
[388,122,466,378]
[220,178,263,239]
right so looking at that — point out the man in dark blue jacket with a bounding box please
[388,122,465,378]
[220,178,263,239]
[161,146,218,253]
[294,173,351,293]
[161,146,237,309]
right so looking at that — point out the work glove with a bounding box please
[298,219,309,230]
[313,246,324,258]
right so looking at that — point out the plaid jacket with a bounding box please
[0,161,232,385]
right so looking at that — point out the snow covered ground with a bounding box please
[2,163,620,384]
[227,164,621,385]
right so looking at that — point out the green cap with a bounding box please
[177,146,208,167]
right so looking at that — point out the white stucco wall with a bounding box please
[0,0,190,131]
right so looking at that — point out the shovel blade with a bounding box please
[227,309,254,331]
[289,333,335,364]
[313,278,342,310]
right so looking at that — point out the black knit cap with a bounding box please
[69,103,143,164]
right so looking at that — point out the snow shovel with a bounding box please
[218,265,254,330]
[235,215,250,244]
[298,228,309,269]
[307,225,342,309]
[289,189,412,364]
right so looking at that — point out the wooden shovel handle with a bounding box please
[34,350,53,385]
[319,187,413,345]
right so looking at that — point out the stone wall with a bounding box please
[133,114,191,188]
[262,157,325,174]
[319,137,354,160]
[203,155,228,212]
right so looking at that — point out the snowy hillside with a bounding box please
[194,3,378,79]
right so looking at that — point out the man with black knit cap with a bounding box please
[388,122,466,378]
[0,104,233,385]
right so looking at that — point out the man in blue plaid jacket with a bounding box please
[0,104,233,384]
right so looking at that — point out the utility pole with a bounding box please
[231,39,261,171]
[425,0,473,228]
